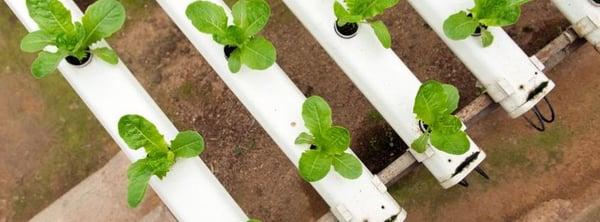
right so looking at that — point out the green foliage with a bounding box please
[295,96,362,182]
[118,114,205,207]
[443,0,530,47]
[21,0,125,78]
[411,81,470,155]
[186,0,276,73]
[333,0,398,48]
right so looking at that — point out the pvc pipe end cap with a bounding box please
[439,152,487,189]
[507,81,556,119]
[395,208,408,222]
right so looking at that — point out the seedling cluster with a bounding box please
[333,0,399,48]
[118,115,205,207]
[443,0,530,47]
[411,81,470,155]
[21,0,125,78]
[295,96,363,182]
[186,0,276,73]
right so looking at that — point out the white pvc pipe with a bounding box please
[552,0,600,51]
[4,0,247,221]
[156,0,404,221]
[281,0,486,189]
[407,0,556,119]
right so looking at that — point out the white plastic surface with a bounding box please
[281,0,486,189]
[407,0,555,118]
[552,0,600,51]
[156,0,403,221]
[4,0,247,221]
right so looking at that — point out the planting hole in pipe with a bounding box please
[334,20,358,39]
[591,0,600,6]
[466,13,488,37]
[66,51,92,67]
[223,45,238,59]
[418,120,431,133]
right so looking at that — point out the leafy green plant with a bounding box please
[186,0,276,73]
[333,0,399,48]
[295,96,362,182]
[443,0,530,47]
[118,114,205,207]
[411,81,470,155]
[21,0,125,78]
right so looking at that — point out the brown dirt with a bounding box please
[0,0,597,221]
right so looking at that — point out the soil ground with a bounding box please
[0,0,598,221]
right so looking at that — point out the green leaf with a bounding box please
[118,114,169,153]
[186,1,228,36]
[227,48,242,73]
[441,84,459,114]
[145,152,175,178]
[332,153,362,179]
[472,0,522,27]
[247,219,262,222]
[298,150,332,182]
[301,96,333,137]
[31,50,66,78]
[510,0,531,7]
[240,36,276,70]
[213,26,245,46]
[432,115,462,135]
[20,30,55,53]
[370,20,391,49]
[333,1,362,25]
[481,29,494,47]
[26,0,74,35]
[232,0,270,38]
[413,80,447,124]
[171,131,205,158]
[319,126,350,154]
[348,0,399,18]
[295,132,315,145]
[430,131,470,155]
[127,159,152,208]
[443,11,479,40]
[92,47,119,64]
[81,0,126,47]
[410,133,429,153]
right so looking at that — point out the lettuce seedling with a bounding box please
[333,0,399,48]
[21,0,125,78]
[118,114,205,207]
[186,0,276,73]
[295,96,362,182]
[443,0,530,47]
[411,81,470,155]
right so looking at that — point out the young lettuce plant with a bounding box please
[21,0,125,78]
[118,114,205,207]
[333,0,399,48]
[411,81,470,155]
[186,0,276,73]
[443,0,530,47]
[295,96,362,182]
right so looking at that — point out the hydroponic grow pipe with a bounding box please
[406,0,556,119]
[155,0,405,221]
[4,0,247,221]
[551,0,600,52]
[281,0,487,189]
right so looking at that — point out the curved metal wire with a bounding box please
[536,97,555,123]
[524,97,556,132]
[524,109,546,131]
